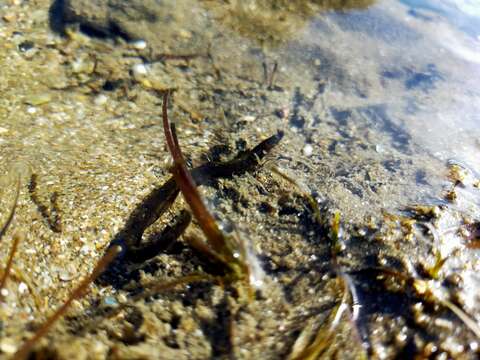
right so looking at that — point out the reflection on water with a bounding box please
[201,0,480,172]
[401,0,480,39]
[302,0,480,169]
[200,0,376,45]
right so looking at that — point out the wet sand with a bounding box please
[0,0,479,358]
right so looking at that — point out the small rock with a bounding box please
[117,293,128,304]
[132,63,148,77]
[302,144,313,157]
[102,296,118,307]
[94,94,108,106]
[0,338,17,354]
[18,282,28,295]
[2,13,16,22]
[242,115,256,122]
[130,39,147,50]
[79,244,92,254]
[58,270,73,281]
[18,40,34,52]
[25,93,52,106]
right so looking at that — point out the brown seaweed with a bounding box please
[99,94,282,289]
[162,91,281,286]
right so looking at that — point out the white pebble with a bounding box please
[80,244,91,254]
[94,94,108,106]
[18,282,28,294]
[131,39,147,50]
[0,338,17,354]
[118,293,128,304]
[132,63,148,76]
[58,270,73,281]
[26,106,37,114]
[242,115,255,122]
[1,288,8,297]
[303,144,313,157]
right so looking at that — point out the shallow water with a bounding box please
[322,0,480,170]
[237,0,480,179]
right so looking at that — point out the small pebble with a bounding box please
[2,13,16,22]
[130,39,147,50]
[132,63,148,76]
[80,244,92,254]
[92,341,108,357]
[94,94,108,106]
[25,93,51,106]
[117,293,128,304]
[1,288,8,297]
[103,296,118,307]
[58,270,73,281]
[18,282,28,295]
[26,106,37,114]
[18,40,34,52]
[303,144,313,157]
[242,115,255,122]
[0,338,17,354]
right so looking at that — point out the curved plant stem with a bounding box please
[13,245,122,360]
[0,174,20,243]
[0,232,21,290]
